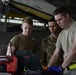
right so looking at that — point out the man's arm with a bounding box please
[6,44,15,55]
[48,47,60,67]
[62,38,76,69]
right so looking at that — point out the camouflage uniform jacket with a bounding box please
[41,34,57,66]
[41,35,63,66]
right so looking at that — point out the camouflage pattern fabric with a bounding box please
[41,34,63,66]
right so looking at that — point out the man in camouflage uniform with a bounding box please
[41,17,63,67]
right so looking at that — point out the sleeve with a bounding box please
[9,36,18,49]
[56,33,62,50]
[41,40,46,53]
[40,40,47,66]
[74,23,76,38]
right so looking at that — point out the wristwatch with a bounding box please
[59,66,64,71]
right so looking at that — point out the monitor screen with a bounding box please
[16,50,42,70]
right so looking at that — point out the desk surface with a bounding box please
[0,73,11,75]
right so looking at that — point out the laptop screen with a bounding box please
[16,50,42,70]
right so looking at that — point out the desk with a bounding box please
[0,73,11,75]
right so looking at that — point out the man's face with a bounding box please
[48,21,59,34]
[21,23,32,36]
[54,13,68,28]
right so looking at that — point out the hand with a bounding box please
[42,66,48,71]
[48,66,64,73]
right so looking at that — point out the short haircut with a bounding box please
[48,17,58,25]
[48,17,56,22]
[22,17,33,26]
[53,6,70,16]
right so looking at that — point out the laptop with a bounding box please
[16,50,42,70]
